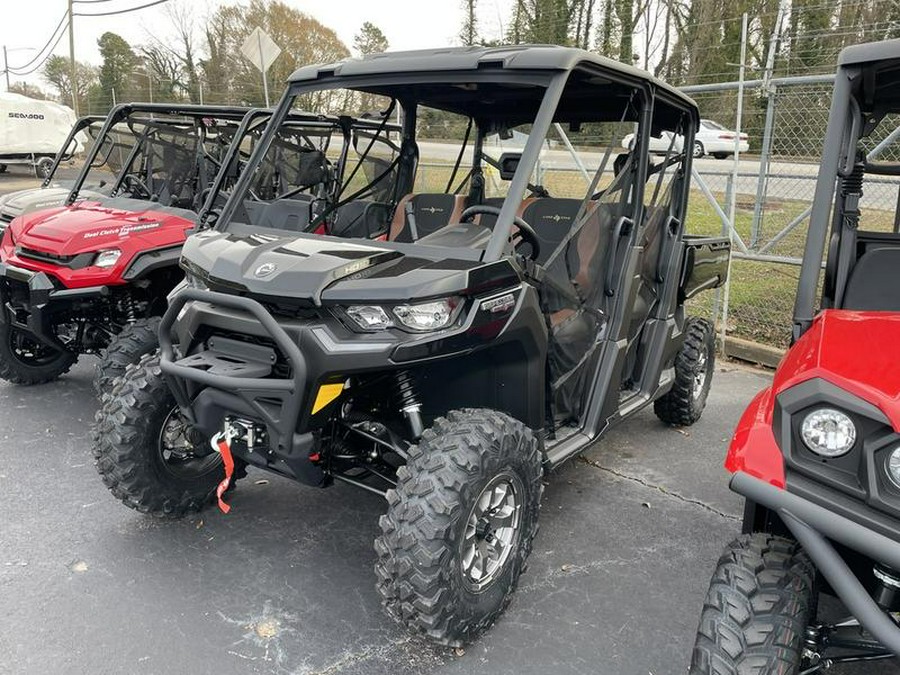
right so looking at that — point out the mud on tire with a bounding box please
[655,316,715,426]
[94,316,161,396]
[374,408,543,646]
[92,353,228,518]
[0,319,76,385]
[690,533,816,675]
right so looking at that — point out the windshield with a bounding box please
[214,68,676,262]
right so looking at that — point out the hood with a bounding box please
[0,186,107,220]
[182,229,492,306]
[8,198,195,258]
[773,310,900,429]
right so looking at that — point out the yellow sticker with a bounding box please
[311,382,344,414]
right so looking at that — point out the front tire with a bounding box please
[374,408,543,646]
[693,141,705,158]
[92,354,226,518]
[0,319,76,385]
[655,316,715,426]
[94,316,161,396]
[690,533,815,675]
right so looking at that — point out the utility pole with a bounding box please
[3,46,9,90]
[68,0,78,115]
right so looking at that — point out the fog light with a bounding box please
[887,447,900,489]
[800,408,856,457]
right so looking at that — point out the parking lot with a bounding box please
[2,167,897,674]
[0,354,761,675]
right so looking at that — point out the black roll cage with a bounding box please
[65,103,254,206]
[211,63,697,263]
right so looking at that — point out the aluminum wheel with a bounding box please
[460,473,522,592]
[692,348,709,400]
[157,407,220,479]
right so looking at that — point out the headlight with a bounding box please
[344,298,460,332]
[392,298,458,331]
[800,408,856,457]
[94,249,122,268]
[887,447,900,489]
[346,305,393,330]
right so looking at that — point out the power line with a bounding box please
[7,15,68,77]
[5,12,68,72]
[73,0,170,17]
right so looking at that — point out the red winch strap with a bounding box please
[215,438,235,514]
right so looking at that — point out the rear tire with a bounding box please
[94,316,161,397]
[0,319,76,385]
[92,353,227,518]
[690,533,815,675]
[374,408,543,646]
[654,316,715,426]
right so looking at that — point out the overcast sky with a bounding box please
[0,0,513,91]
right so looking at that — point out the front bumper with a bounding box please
[733,471,900,655]
[0,261,107,350]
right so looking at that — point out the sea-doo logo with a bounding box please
[254,262,277,277]
[421,206,444,214]
[8,112,45,120]
[542,214,571,223]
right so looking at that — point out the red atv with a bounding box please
[0,104,252,389]
[690,41,900,673]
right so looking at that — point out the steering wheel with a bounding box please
[459,205,541,261]
[121,173,151,199]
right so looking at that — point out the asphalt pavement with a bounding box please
[0,359,825,675]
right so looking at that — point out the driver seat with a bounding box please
[388,193,467,242]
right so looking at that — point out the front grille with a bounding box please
[18,247,79,266]
[0,212,13,225]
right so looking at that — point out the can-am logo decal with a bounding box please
[254,262,277,277]
[83,222,160,239]
[8,112,45,120]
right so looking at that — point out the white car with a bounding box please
[621,119,749,159]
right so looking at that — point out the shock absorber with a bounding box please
[394,370,424,440]
[122,294,137,324]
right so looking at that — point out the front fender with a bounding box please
[724,386,785,488]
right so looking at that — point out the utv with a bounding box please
[0,104,393,389]
[93,45,729,645]
[690,40,900,673]
[0,114,107,231]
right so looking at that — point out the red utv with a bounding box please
[690,40,900,673]
[0,104,395,391]
[0,104,255,388]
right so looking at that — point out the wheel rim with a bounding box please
[692,348,709,401]
[693,142,703,158]
[460,473,523,592]
[7,326,65,367]
[157,407,221,479]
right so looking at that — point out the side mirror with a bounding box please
[498,152,521,181]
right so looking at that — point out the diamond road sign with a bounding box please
[240,27,282,73]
